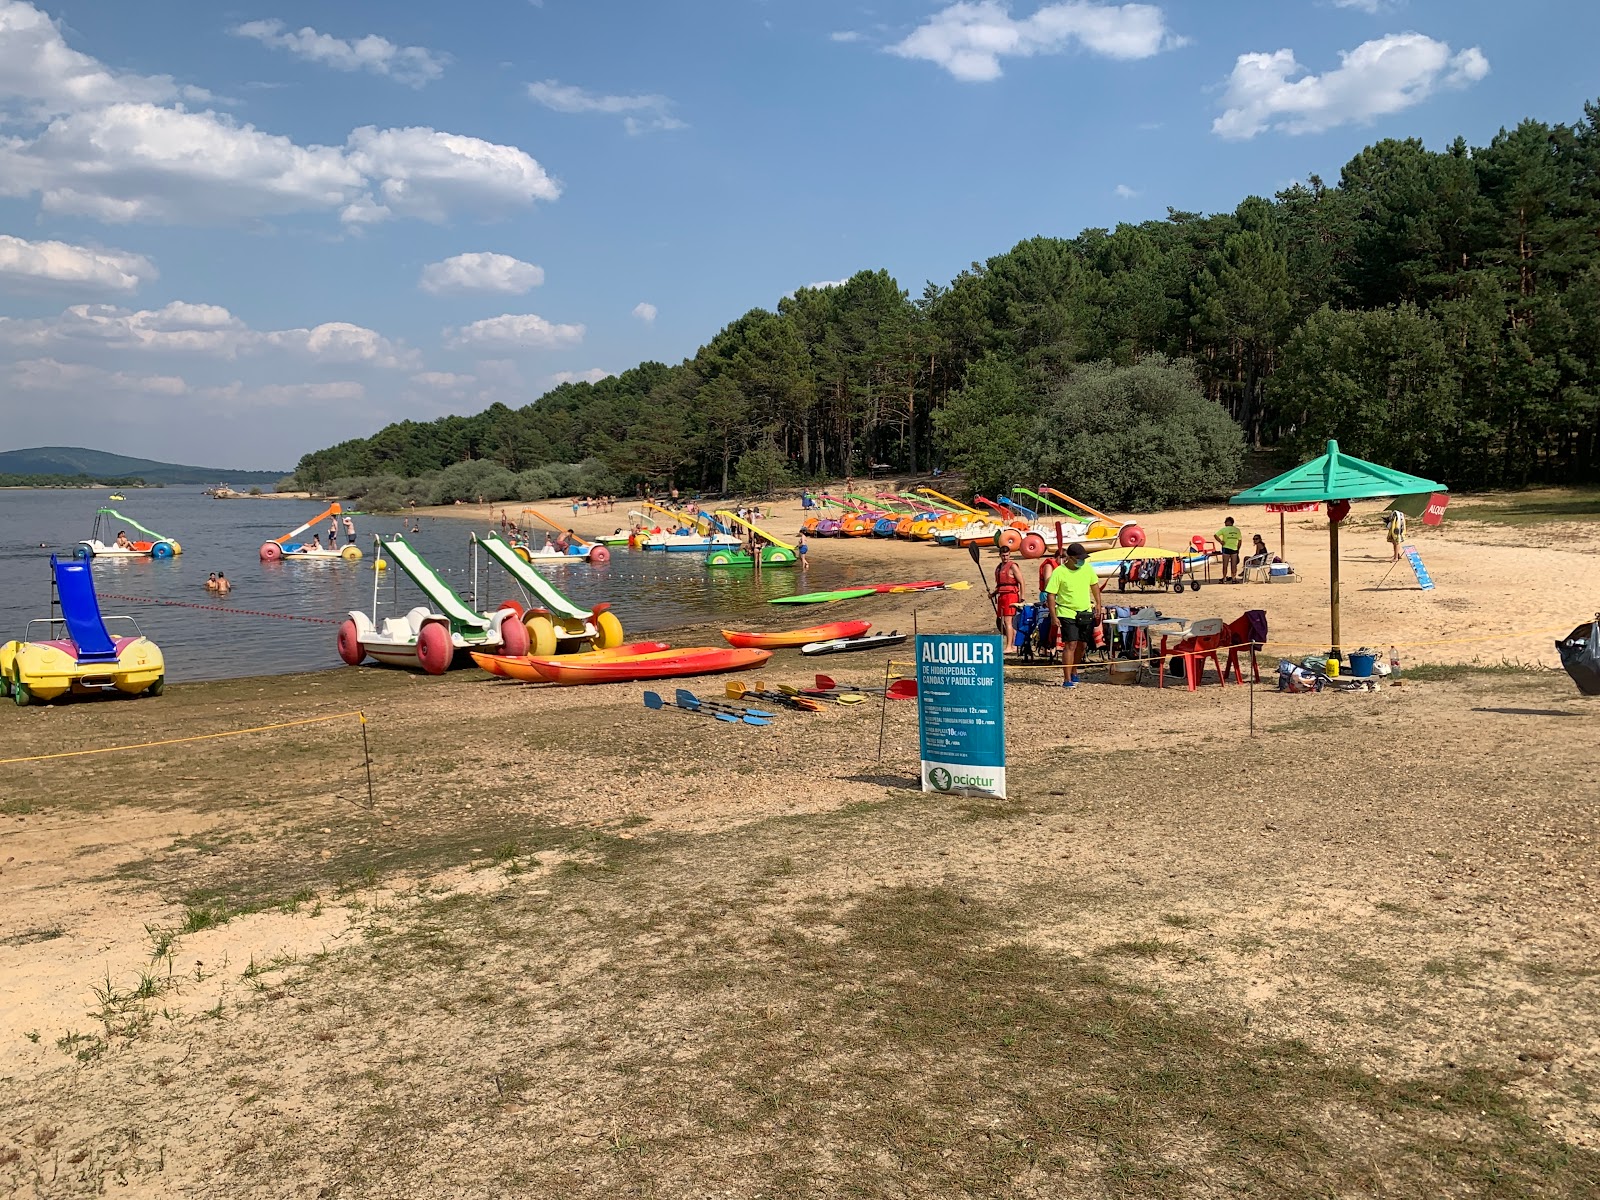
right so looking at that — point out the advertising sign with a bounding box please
[916,634,1006,798]
[1264,502,1321,513]
[1422,492,1450,526]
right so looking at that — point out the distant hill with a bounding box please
[0,447,286,486]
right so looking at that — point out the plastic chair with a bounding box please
[1158,618,1226,691]
[1190,535,1218,556]
[1222,610,1268,683]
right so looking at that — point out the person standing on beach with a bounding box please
[1215,517,1243,582]
[1385,508,1407,562]
[1043,543,1102,689]
[991,547,1022,645]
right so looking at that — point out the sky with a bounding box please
[0,1,1596,471]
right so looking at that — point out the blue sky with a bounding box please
[1,0,1595,470]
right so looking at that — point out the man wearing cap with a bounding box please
[1044,543,1103,689]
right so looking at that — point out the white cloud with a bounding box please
[232,20,446,87]
[1332,0,1391,12]
[831,31,864,43]
[632,301,657,323]
[889,1,1182,82]
[0,300,417,367]
[344,126,561,223]
[1213,33,1489,139]
[419,251,544,295]
[5,357,188,394]
[1113,183,1139,198]
[548,368,612,386]
[0,5,558,227]
[0,103,363,222]
[0,233,156,292]
[410,371,476,388]
[526,79,685,134]
[0,0,209,115]
[262,321,420,369]
[445,313,585,351]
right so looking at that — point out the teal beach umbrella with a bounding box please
[1230,441,1445,655]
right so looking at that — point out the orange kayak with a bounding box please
[472,640,671,681]
[531,646,772,685]
[721,620,871,649]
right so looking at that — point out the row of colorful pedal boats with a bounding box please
[796,485,1149,560]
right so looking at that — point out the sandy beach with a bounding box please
[1,489,1596,1197]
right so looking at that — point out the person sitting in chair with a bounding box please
[1242,534,1270,569]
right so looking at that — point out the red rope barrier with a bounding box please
[97,593,340,624]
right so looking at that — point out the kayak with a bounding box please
[471,641,671,681]
[768,588,877,605]
[531,646,772,685]
[801,631,909,656]
[721,620,871,649]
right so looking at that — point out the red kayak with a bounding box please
[722,620,871,649]
[472,641,671,680]
[531,646,771,685]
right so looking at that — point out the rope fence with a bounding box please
[0,710,367,767]
[97,594,340,624]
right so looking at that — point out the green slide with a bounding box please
[381,535,489,633]
[474,533,588,620]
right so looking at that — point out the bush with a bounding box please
[733,439,791,496]
[1024,356,1244,511]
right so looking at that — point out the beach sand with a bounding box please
[1,490,1596,1196]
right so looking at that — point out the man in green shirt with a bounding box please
[1215,516,1243,582]
[1044,543,1103,689]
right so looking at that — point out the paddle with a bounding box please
[888,581,971,593]
[968,544,1001,629]
[730,680,826,711]
[813,674,919,699]
[777,683,868,704]
[644,690,769,726]
[675,687,775,720]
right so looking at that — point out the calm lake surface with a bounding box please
[0,490,852,684]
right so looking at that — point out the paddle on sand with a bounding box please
[728,680,825,711]
[888,581,971,594]
[644,690,769,726]
[813,674,918,699]
[675,687,775,720]
[776,683,868,704]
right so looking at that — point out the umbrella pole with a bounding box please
[1279,511,1285,561]
[1329,518,1341,657]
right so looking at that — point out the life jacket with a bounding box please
[995,561,1021,593]
[1039,558,1059,590]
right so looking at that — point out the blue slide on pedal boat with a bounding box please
[0,556,165,705]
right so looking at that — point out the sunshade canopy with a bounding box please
[1229,440,1445,506]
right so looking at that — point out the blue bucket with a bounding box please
[1348,651,1377,678]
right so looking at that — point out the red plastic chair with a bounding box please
[1190,535,1218,556]
[1158,619,1227,691]
[1222,610,1268,683]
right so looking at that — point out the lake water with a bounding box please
[0,489,847,684]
